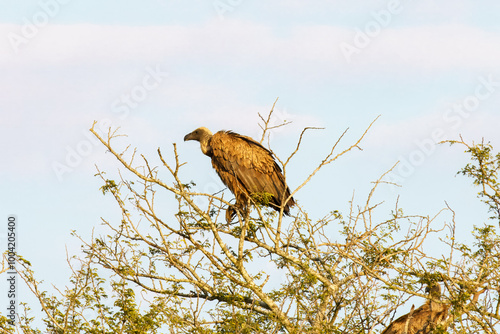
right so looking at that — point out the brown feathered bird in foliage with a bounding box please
[184,127,295,222]
[382,284,450,334]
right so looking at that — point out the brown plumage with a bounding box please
[184,127,295,222]
[382,284,450,334]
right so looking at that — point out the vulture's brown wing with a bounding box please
[209,131,294,212]
[382,302,449,334]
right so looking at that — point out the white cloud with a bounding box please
[362,24,500,72]
[365,110,500,156]
[2,21,500,75]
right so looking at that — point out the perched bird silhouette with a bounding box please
[382,284,449,334]
[184,127,295,222]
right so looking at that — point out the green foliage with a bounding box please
[251,191,275,207]
[100,179,118,195]
[16,258,168,333]
[0,315,15,333]
[457,140,500,222]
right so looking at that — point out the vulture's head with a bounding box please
[184,127,213,155]
[426,283,442,299]
[184,127,213,142]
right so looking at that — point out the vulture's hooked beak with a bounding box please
[184,127,209,142]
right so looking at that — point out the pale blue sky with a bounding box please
[1,0,500,323]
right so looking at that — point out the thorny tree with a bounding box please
[5,107,500,333]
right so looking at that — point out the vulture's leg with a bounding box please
[225,201,248,224]
[225,206,236,223]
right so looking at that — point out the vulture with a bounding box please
[381,284,450,334]
[184,127,295,222]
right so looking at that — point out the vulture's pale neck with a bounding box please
[199,131,213,156]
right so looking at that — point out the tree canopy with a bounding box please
[3,109,500,333]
